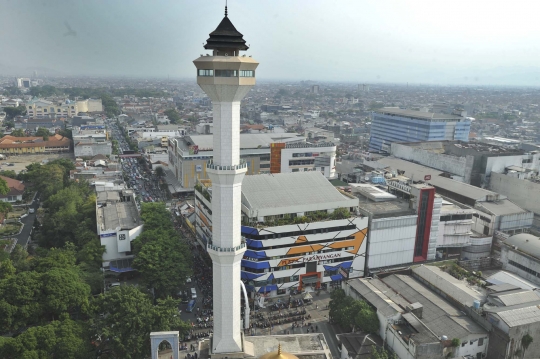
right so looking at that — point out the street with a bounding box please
[15,197,39,249]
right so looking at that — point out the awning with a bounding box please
[304,292,313,300]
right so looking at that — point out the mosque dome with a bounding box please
[259,344,299,359]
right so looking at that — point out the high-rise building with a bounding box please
[193,6,258,355]
[368,107,471,153]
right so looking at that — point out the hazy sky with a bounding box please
[2,0,540,85]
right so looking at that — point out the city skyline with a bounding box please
[2,0,540,86]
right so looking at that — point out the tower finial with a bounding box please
[278,344,282,355]
[225,0,228,17]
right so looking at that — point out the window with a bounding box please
[478,338,484,346]
[215,70,238,77]
[277,289,286,295]
[198,69,213,77]
[239,70,254,77]
[509,260,540,277]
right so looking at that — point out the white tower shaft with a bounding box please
[194,56,258,354]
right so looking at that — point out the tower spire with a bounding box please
[225,0,228,17]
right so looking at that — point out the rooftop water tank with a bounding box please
[473,300,481,310]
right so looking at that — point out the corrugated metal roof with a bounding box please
[412,265,485,307]
[496,304,540,327]
[491,290,540,306]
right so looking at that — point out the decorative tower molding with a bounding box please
[193,7,258,356]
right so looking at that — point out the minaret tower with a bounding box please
[193,6,258,356]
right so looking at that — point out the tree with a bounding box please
[40,267,91,319]
[35,127,50,141]
[0,315,93,359]
[164,108,181,124]
[3,105,26,120]
[0,170,17,179]
[133,235,192,298]
[155,166,165,178]
[9,128,25,137]
[91,285,189,359]
[370,346,397,359]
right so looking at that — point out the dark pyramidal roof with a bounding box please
[204,7,249,52]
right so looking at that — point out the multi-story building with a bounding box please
[352,184,418,272]
[269,141,337,178]
[345,270,489,359]
[72,126,112,157]
[376,157,534,237]
[0,134,71,154]
[390,140,540,187]
[168,133,300,189]
[194,171,367,298]
[96,188,143,272]
[369,107,471,153]
[26,98,102,118]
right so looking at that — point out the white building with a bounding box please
[168,133,300,189]
[72,126,112,157]
[194,172,366,298]
[352,184,419,271]
[271,141,337,179]
[500,233,540,286]
[346,273,489,359]
[96,189,143,271]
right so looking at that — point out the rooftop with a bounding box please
[382,274,486,343]
[412,265,485,307]
[503,233,540,259]
[485,300,540,327]
[356,195,415,219]
[489,289,540,307]
[198,334,331,359]
[241,172,358,217]
[377,157,503,203]
[350,184,397,202]
[204,11,249,52]
[182,133,299,151]
[375,107,464,121]
[476,199,529,217]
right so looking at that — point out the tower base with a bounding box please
[198,333,254,359]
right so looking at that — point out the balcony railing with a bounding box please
[207,242,246,252]
[206,160,247,171]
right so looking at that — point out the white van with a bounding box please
[191,288,197,299]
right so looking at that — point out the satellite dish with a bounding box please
[365,176,369,181]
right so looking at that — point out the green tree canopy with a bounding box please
[35,127,50,141]
[0,170,17,179]
[164,108,181,124]
[10,128,25,137]
[0,315,93,359]
[3,105,26,120]
[91,285,189,359]
[133,235,192,298]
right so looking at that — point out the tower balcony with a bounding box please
[207,241,246,253]
[207,159,247,171]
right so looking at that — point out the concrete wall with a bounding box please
[367,216,417,269]
[390,143,472,183]
[509,322,540,359]
[500,246,540,286]
[490,173,540,215]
